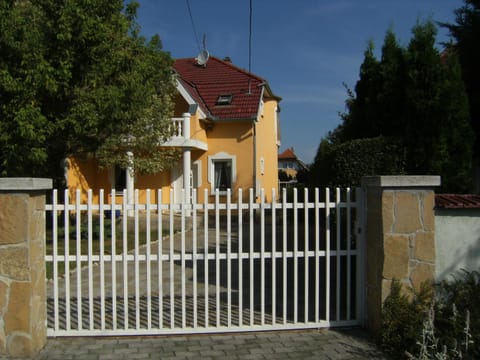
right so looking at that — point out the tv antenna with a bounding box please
[196,34,209,66]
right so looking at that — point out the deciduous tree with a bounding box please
[0,0,177,186]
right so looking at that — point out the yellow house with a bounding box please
[66,55,281,204]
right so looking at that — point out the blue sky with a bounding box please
[135,0,460,164]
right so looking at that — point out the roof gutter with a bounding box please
[206,113,258,122]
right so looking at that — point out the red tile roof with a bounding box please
[278,147,297,160]
[435,194,480,209]
[174,56,269,121]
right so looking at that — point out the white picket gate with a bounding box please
[45,187,364,336]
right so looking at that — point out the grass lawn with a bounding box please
[45,215,169,279]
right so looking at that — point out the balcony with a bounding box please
[161,114,208,151]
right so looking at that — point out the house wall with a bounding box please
[66,157,111,203]
[255,98,279,201]
[435,209,480,281]
[67,156,174,204]
[135,171,173,204]
[278,163,298,179]
[198,120,254,202]
[189,112,208,144]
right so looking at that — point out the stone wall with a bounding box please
[361,176,440,335]
[0,178,52,358]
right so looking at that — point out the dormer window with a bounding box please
[216,94,233,105]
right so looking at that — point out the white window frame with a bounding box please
[208,152,236,194]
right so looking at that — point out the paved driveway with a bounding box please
[25,328,387,359]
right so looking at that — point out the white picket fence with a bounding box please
[45,187,364,336]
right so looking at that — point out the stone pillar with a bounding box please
[361,176,439,336]
[0,178,52,358]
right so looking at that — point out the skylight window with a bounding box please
[216,94,233,105]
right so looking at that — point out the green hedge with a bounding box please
[309,136,406,188]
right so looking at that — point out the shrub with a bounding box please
[381,280,433,358]
[434,270,480,358]
[381,271,479,359]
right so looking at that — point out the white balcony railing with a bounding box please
[171,117,185,138]
[163,113,208,151]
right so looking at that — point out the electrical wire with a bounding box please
[249,0,253,73]
[186,0,202,53]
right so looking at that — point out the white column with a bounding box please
[182,113,191,215]
[182,112,191,139]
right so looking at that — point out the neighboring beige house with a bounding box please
[278,147,307,183]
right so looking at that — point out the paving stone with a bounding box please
[199,349,228,357]
[174,350,198,357]
[28,329,387,360]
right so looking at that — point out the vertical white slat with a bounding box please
[237,189,243,327]
[271,188,276,325]
[336,188,341,322]
[181,189,186,329]
[215,189,220,327]
[52,189,59,332]
[157,189,163,329]
[87,189,93,330]
[304,187,309,324]
[248,188,254,326]
[203,188,209,327]
[282,187,287,325]
[325,188,331,323]
[75,189,82,330]
[169,189,175,328]
[122,189,129,329]
[293,188,298,324]
[134,189,140,329]
[260,188,265,326]
[110,189,117,330]
[226,189,232,328]
[346,187,352,321]
[192,189,198,328]
[63,189,71,331]
[314,188,320,323]
[146,189,152,329]
[99,189,105,330]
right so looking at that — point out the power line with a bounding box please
[249,0,253,73]
[186,0,201,53]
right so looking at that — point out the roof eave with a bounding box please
[261,82,282,102]
[175,78,207,119]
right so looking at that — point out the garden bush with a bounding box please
[381,271,480,359]
[381,280,433,358]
